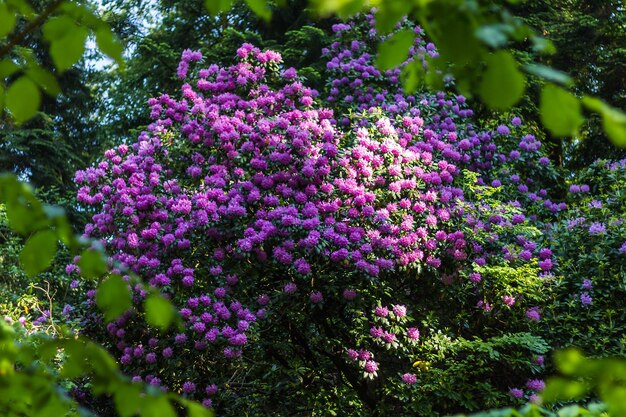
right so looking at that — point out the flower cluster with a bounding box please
[74,15,561,410]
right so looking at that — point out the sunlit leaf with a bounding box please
[49,26,88,72]
[582,97,626,147]
[541,377,588,403]
[478,51,525,110]
[0,3,17,39]
[95,275,132,322]
[401,60,425,94]
[204,0,232,14]
[245,0,271,20]
[141,395,177,417]
[540,84,583,137]
[19,230,58,277]
[26,67,61,96]
[145,294,175,331]
[376,28,415,71]
[309,0,365,17]
[77,250,107,279]
[375,1,411,34]
[114,384,142,417]
[523,64,572,86]
[6,76,40,122]
[95,28,124,65]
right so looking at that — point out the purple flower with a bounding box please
[375,306,389,317]
[526,307,541,321]
[406,327,420,340]
[342,289,357,300]
[502,295,516,307]
[509,388,524,399]
[392,304,407,317]
[526,379,545,391]
[182,381,196,393]
[309,291,323,304]
[588,222,606,235]
[364,360,378,373]
[283,282,297,294]
[402,373,417,385]
[580,292,593,306]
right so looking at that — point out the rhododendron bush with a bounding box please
[71,16,565,415]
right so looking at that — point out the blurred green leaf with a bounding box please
[401,60,425,94]
[42,15,75,40]
[582,97,626,147]
[540,84,583,137]
[554,349,585,376]
[376,28,415,71]
[141,395,177,417]
[541,377,589,403]
[19,230,57,277]
[26,67,61,96]
[309,0,365,17]
[49,26,88,72]
[95,275,131,322]
[0,59,19,77]
[375,1,411,34]
[6,76,40,123]
[114,384,142,417]
[95,28,124,65]
[184,400,214,417]
[523,64,572,86]
[475,24,509,48]
[204,0,233,14]
[245,0,271,21]
[0,3,17,39]
[145,294,175,331]
[478,51,525,110]
[77,250,107,279]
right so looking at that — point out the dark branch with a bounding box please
[0,0,66,60]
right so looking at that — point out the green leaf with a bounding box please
[401,60,425,94]
[478,51,525,110]
[523,64,572,86]
[540,84,583,137]
[0,3,17,39]
[95,275,132,322]
[475,24,509,48]
[77,250,107,279]
[185,400,214,417]
[141,395,176,417]
[375,28,415,71]
[553,349,585,376]
[541,377,589,403]
[245,0,271,21]
[145,294,175,331]
[375,1,411,34]
[60,341,87,379]
[0,59,19,78]
[26,67,61,96]
[42,16,75,40]
[114,384,142,417]
[204,0,232,14]
[6,76,40,123]
[49,26,88,72]
[582,97,626,147]
[19,230,58,277]
[95,27,124,64]
[309,0,365,17]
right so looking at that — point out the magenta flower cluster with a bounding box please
[72,15,560,406]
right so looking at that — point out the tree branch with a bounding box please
[0,0,66,60]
